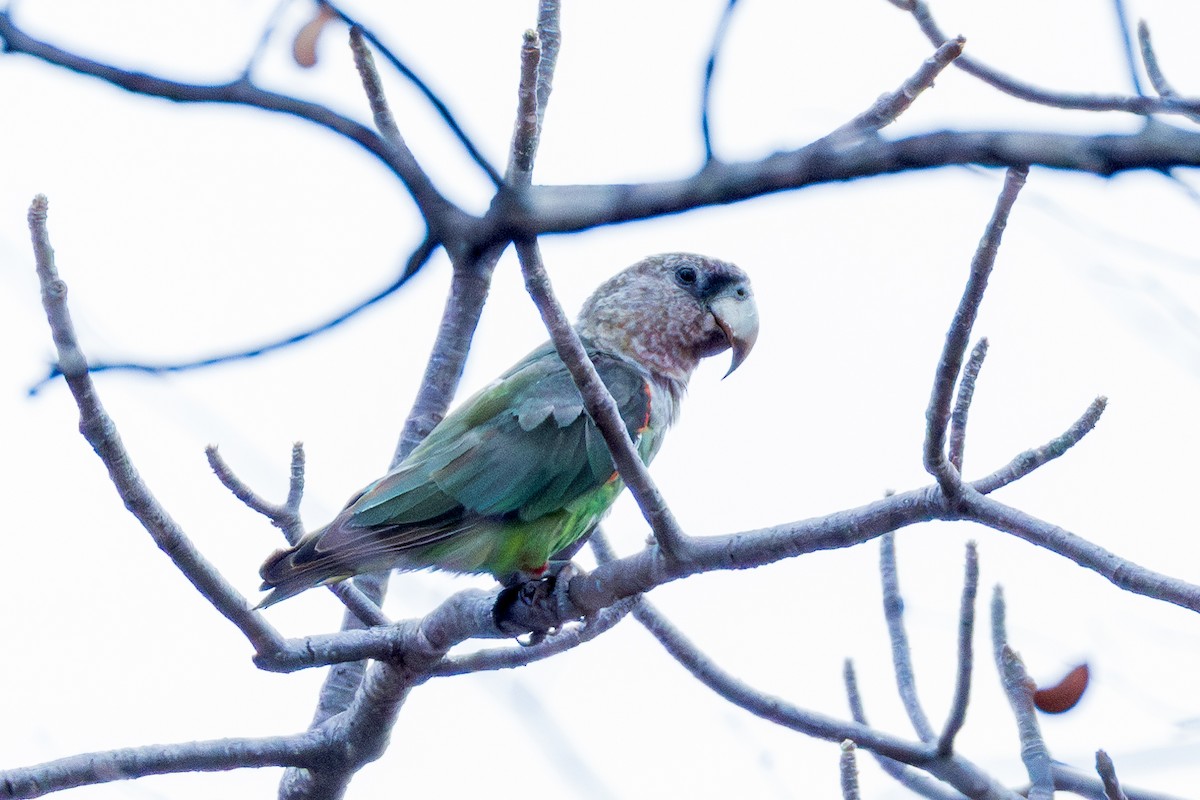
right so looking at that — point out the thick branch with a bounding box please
[965,493,1200,614]
[499,126,1200,239]
[0,734,326,799]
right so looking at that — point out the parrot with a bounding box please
[257,252,758,607]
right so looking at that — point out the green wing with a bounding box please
[259,342,656,604]
[338,341,651,541]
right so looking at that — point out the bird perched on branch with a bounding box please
[258,253,758,607]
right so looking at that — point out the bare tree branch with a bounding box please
[0,734,328,799]
[700,0,739,161]
[25,237,439,391]
[507,124,1200,242]
[937,541,979,755]
[925,167,1027,500]
[889,0,1200,115]
[321,1,504,187]
[349,26,404,147]
[635,595,1021,797]
[1097,750,1132,800]
[949,338,988,472]
[27,195,286,658]
[826,36,964,144]
[0,12,459,220]
[992,588,1054,800]
[281,8,565,795]
[965,492,1200,613]
[429,597,637,677]
[973,396,1108,494]
[1111,0,1144,96]
[206,444,299,529]
[843,661,970,800]
[840,740,862,800]
[1136,21,1200,127]
[880,533,937,741]
[1050,762,1188,800]
[636,600,929,762]
[207,443,389,627]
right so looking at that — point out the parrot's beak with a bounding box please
[709,288,759,378]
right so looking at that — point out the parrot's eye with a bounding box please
[675,266,698,286]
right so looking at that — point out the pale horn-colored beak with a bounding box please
[709,286,759,378]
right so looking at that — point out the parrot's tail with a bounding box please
[256,539,354,608]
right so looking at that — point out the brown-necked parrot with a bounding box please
[257,253,758,607]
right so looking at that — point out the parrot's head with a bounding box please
[578,253,759,383]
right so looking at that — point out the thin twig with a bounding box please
[207,443,388,626]
[925,167,1027,500]
[507,29,543,182]
[937,541,978,755]
[992,588,1054,800]
[28,236,439,390]
[27,195,286,658]
[825,37,964,144]
[839,740,861,800]
[349,27,404,146]
[1097,750,1131,800]
[700,0,739,162]
[242,0,294,79]
[894,0,1199,116]
[879,534,936,741]
[206,445,291,525]
[638,602,930,762]
[948,338,988,472]
[842,661,969,800]
[1111,0,1144,96]
[1051,762,1186,800]
[1136,22,1200,126]
[637,600,1015,796]
[533,0,561,131]
[974,396,1107,494]
[1137,22,1174,101]
[321,1,503,187]
[284,441,306,516]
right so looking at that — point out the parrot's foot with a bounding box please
[492,562,582,645]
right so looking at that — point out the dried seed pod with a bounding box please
[1033,663,1089,714]
[293,5,338,68]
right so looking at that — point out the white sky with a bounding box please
[3,1,1200,798]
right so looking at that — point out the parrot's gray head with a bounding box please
[578,253,759,383]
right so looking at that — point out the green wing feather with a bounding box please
[258,342,660,605]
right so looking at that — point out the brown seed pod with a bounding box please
[1033,663,1089,714]
[293,5,338,69]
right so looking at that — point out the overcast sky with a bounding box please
[3,1,1200,798]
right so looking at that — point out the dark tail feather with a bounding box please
[256,543,348,608]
